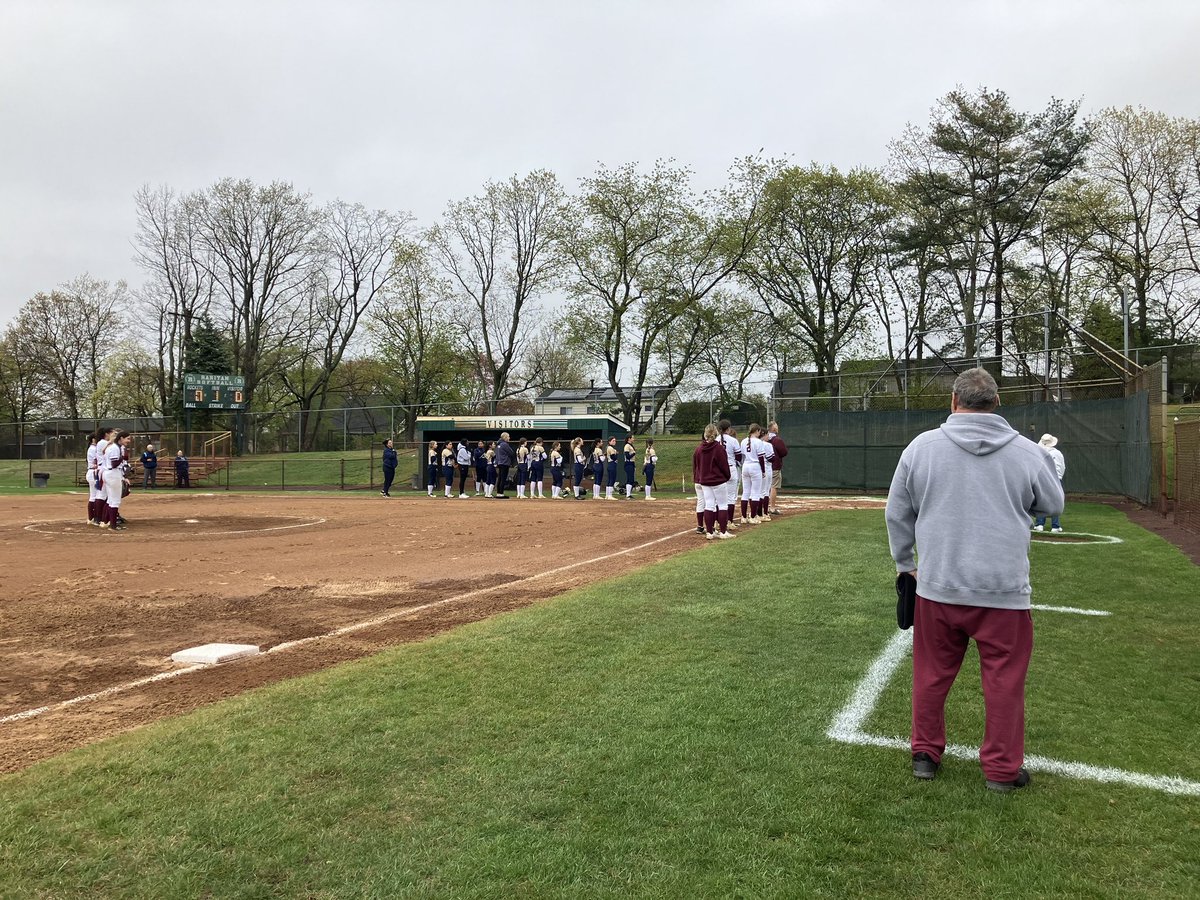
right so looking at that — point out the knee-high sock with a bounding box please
[717,509,728,533]
[704,509,716,533]
[727,503,735,519]
[696,511,704,528]
[741,499,748,518]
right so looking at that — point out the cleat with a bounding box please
[740,516,749,524]
[98,521,110,530]
[1032,524,1044,531]
[695,526,705,534]
[717,531,734,539]
[705,531,716,540]
[1051,527,1063,533]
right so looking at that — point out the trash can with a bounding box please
[32,472,50,488]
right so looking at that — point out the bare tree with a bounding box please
[280,201,411,449]
[370,241,473,441]
[429,170,565,412]
[560,158,767,432]
[14,276,125,423]
[193,178,320,417]
[1086,106,1186,346]
[133,184,213,412]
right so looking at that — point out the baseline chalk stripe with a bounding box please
[1,527,697,725]
[828,603,1200,796]
[827,629,911,741]
[0,666,207,725]
[1031,604,1112,616]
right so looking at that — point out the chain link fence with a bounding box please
[1175,420,1200,535]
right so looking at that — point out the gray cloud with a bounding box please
[2,0,1198,324]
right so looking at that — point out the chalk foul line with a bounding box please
[1,527,697,726]
[827,604,1200,796]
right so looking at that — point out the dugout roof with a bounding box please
[414,414,630,448]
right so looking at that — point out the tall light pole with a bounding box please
[1119,285,1130,361]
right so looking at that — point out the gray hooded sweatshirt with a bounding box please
[885,412,1065,610]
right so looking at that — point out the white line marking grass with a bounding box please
[828,606,1200,796]
[1032,532,1124,545]
[1,528,697,726]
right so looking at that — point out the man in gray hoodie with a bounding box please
[886,368,1063,792]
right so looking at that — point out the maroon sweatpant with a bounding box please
[911,596,1033,782]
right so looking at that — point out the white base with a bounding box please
[171,643,260,665]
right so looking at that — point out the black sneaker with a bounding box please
[695,526,705,535]
[912,752,940,780]
[986,768,1031,793]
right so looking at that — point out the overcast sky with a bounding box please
[1,0,1198,328]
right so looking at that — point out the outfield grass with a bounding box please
[1,503,1197,898]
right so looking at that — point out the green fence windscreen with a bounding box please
[778,393,1153,502]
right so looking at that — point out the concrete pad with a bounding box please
[171,643,260,665]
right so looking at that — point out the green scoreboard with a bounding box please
[183,373,247,410]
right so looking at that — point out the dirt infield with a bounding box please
[1,490,885,772]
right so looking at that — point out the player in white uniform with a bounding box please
[717,421,741,529]
[85,431,101,525]
[759,433,775,522]
[740,424,766,524]
[100,430,131,530]
[92,426,115,523]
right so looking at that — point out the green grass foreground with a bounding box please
[1,505,1198,898]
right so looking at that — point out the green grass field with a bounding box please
[1,502,1196,898]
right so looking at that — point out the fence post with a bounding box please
[28,458,32,488]
[281,459,286,492]
[340,458,345,491]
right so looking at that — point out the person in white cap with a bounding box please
[1033,434,1066,532]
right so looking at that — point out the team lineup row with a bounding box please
[393,434,665,501]
[378,421,790,527]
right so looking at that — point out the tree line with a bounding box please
[4,88,1200,445]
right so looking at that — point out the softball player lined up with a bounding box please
[642,440,657,500]
[549,442,564,498]
[572,438,587,498]
[622,436,637,499]
[426,440,440,495]
[717,420,741,529]
[441,443,455,498]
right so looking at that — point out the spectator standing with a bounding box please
[885,368,1063,793]
[767,422,788,515]
[174,450,190,488]
[140,443,159,489]
[380,439,397,496]
[1033,434,1067,533]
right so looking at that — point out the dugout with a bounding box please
[414,414,631,452]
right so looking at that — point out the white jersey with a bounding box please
[104,441,123,471]
[86,444,99,472]
[718,434,739,471]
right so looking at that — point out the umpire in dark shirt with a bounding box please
[380,438,397,496]
[494,432,515,498]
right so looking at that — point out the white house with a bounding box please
[534,384,674,434]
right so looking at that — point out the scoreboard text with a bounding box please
[183,373,247,410]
